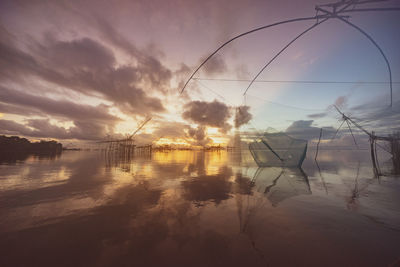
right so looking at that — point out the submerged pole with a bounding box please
[315,128,323,161]
[370,131,380,177]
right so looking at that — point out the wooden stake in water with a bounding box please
[315,128,323,161]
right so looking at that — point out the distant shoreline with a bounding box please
[0,135,62,153]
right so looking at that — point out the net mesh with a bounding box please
[241,132,307,167]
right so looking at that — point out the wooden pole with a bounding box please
[370,131,379,177]
[315,128,323,161]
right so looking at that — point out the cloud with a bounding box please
[0,86,122,141]
[0,102,40,117]
[0,28,168,117]
[181,167,233,205]
[182,99,232,132]
[0,86,118,123]
[93,18,173,92]
[201,54,227,76]
[0,120,34,137]
[285,120,336,140]
[0,119,113,141]
[0,34,41,82]
[36,36,166,115]
[187,125,212,146]
[307,112,328,119]
[234,106,252,128]
[152,122,187,139]
[350,98,400,134]
[234,64,250,79]
[26,119,71,139]
[334,95,348,109]
[135,122,212,146]
[173,63,193,94]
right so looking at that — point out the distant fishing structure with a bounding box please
[329,105,400,176]
[181,0,400,171]
[99,116,153,159]
[181,0,400,107]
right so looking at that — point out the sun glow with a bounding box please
[154,137,190,146]
[207,127,219,135]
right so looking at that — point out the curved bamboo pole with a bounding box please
[317,7,393,107]
[337,17,392,107]
[180,15,333,94]
[243,17,329,95]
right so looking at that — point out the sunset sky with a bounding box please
[0,0,399,146]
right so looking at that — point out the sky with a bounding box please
[0,0,399,147]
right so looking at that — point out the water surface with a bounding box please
[0,150,399,266]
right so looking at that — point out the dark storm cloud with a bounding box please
[285,120,336,140]
[182,100,232,132]
[234,106,252,128]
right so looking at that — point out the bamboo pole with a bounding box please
[315,128,323,161]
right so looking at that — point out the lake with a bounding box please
[0,149,399,266]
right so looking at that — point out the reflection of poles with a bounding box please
[235,169,268,261]
[264,169,285,194]
[346,161,376,210]
[315,159,328,194]
[315,128,323,161]
[347,162,360,210]
[369,131,380,177]
[333,106,383,177]
[315,128,328,194]
[250,167,262,185]
[253,167,311,206]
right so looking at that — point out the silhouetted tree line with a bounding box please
[0,135,62,152]
[0,135,62,163]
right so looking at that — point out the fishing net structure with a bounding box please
[249,132,307,167]
[179,0,399,172]
[236,131,307,168]
[251,167,311,206]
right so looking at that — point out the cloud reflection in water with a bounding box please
[0,150,400,266]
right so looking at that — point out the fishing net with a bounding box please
[252,167,311,206]
[240,131,307,167]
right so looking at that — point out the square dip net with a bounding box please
[238,131,307,168]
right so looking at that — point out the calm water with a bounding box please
[0,150,399,266]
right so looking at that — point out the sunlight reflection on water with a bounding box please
[0,150,399,266]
